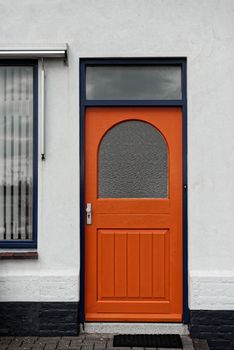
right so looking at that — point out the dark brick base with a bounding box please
[0,302,79,336]
[189,310,234,350]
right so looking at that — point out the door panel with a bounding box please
[85,107,182,322]
[98,230,168,300]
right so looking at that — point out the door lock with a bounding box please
[86,203,92,225]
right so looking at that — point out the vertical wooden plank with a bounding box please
[153,232,166,297]
[115,232,127,297]
[99,231,115,298]
[127,232,140,297]
[140,231,152,297]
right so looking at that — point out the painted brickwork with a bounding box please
[189,272,234,310]
[190,310,234,350]
[0,0,233,342]
[0,302,79,336]
[0,0,233,312]
[0,274,78,302]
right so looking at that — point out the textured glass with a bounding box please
[0,67,33,241]
[98,121,168,198]
[86,65,181,100]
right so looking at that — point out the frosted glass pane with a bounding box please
[86,65,181,100]
[0,66,33,241]
[98,121,168,198]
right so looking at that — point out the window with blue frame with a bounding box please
[0,61,37,248]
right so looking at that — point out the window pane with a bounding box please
[0,66,33,241]
[98,120,168,198]
[86,65,181,100]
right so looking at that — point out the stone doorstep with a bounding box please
[83,324,189,336]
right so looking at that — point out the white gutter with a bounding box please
[40,59,46,160]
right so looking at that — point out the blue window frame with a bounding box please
[0,60,38,248]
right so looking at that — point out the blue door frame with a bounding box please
[79,57,188,324]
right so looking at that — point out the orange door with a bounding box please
[85,107,182,322]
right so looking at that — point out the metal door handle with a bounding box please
[86,203,92,225]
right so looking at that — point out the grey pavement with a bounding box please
[0,335,209,350]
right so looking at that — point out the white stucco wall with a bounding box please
[0,0,234,310]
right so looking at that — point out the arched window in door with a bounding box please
[98,120,168,198]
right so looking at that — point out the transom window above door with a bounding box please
[86,65,182,100]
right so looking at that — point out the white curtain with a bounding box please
[0,66,33,241]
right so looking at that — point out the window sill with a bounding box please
[0,251,38,259]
